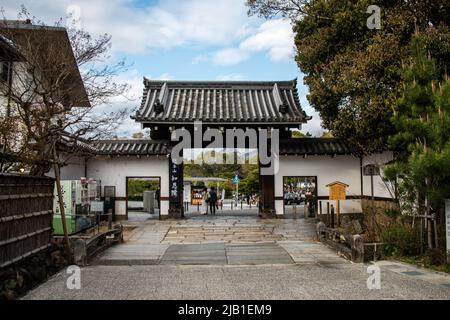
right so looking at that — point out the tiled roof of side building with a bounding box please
[279,138,357,156]
[133,79,311,124]
[93,138,356,156]
[93,140,170,155]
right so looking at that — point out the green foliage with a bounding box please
[291,130,312,138]
[381,222,422,257]
[288,0,450,154]
[183,161,260,197]
[127,179,159,201]
[387,36,450,211]
[384,207,400,219]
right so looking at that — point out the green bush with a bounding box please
[382,222,422,257]
[384,208,401,219]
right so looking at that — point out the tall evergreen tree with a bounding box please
[247,0,450,154]
[386,36,450,249]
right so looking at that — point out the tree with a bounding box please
[320,131,333,138]
[246,0,308,20]
[385,36,450,250]
[291,129,312,138]
[0,8,129,175]
[132,132,144,139]
[247,0,450,154]
[0,8,129,253]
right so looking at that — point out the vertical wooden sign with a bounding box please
[169,155,184,218]
[445,199,450,263]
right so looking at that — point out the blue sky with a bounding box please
[1,0,323,137]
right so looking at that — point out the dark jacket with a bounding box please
[209,190,217,202]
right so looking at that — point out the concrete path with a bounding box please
[22,216,450,299]
[23,262,450,300]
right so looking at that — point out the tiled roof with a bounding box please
[279,138,357,156]
[58,137,355,157]
[94,140,169,156]
[58,135,98,153]
[133,79,310,124]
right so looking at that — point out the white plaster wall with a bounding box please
[276,155,362,215]
[362,151,394,199]
[48,156,86,180]
[86,156,169,217]
[61,157,86,180]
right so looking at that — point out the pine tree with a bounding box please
[386,36,450,250]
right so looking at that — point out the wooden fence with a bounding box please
[0,174,54,268]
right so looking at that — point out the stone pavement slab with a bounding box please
[159,243,294,265]
[95,244,170,265]
[374,260,450,288]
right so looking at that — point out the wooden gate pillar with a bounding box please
[259,166,276,218]
[168,155,184,219]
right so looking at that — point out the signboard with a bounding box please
[232,175,240,184]
[445,200,450,262]
[363,164,380,176]
[326,181,348,201]
[90,201,104,213]
[191,186,204,205]
[183,183,191,203]
[169,159,182,204]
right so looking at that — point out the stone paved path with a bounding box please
[96,216,321,265]
[22,215,450,299]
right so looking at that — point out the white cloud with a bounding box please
[154,73,173,81]
[213,48,249,66]
[213,19,295,66]
[191,54,210,65]
[1,0,256,54]
[299,98,325,137]
[216,73,246,81]
[97,70,175,137]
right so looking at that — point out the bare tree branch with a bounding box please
[0,7,130,175]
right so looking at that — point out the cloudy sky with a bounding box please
[1,0,323,137]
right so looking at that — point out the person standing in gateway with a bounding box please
[209,187,218,215]
[201,187,208,215]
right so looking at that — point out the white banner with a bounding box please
[445,199,450,261]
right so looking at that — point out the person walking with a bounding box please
[202,187,208,215]
[209,187,218,215]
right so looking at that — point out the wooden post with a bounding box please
[304,202,307,219]
[319,201,323,222]
[330,204,335,229]
[337,200,340,227]
[327,202,330,227]
[108,211,112,230]
[53,148,71,255]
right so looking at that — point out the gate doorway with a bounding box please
[182,148,260,218]
[126,177,161,221]
[283,176,317,218]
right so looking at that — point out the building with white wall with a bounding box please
[53,79,395,220]
[57,136,394,220]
